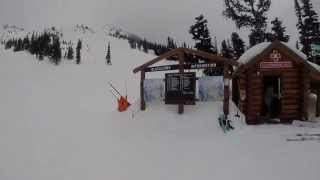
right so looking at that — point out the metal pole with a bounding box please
[108,82,122,96]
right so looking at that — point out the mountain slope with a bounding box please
[0,25,320,180]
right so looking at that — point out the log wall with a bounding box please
[280,68,301,122]
[238,49,306,124]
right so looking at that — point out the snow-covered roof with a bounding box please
[238,42,271,65]
[238,41,320,73]
[282,42,320,72]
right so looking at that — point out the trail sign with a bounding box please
[145,63,223,73]
[311,44,320,56]
[165,72,196,105]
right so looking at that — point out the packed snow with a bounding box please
[0,26,320,180]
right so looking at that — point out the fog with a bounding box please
[0,0,319,45]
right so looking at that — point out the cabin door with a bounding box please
[263,76,282,120]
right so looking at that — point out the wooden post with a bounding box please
[316,88,320,117]
[140,70,146,111]
[223,64,230,117]
[302,68,310,121]
[178,51,184,114]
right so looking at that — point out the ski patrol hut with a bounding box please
[233,41,320,124]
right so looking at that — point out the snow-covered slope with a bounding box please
[1,25,320,180]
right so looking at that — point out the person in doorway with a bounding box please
[265,85,274,118]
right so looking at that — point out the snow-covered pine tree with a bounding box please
[223,0,271,47]
[295,0,320,61]
[106,42,111,65]
[76,39,82,64]
[230,32,245,59]
[267,17,290,42]
[189,14,217,54]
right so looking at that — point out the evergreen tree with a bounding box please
[23,36,30,50]
[30,33,37,55]
[76,39,82,64]
[51,37,62,65]
[128,38,137,49]
[189,14,217,54]
[41,32,51,56]
[137,41,142,50]
[223,0,271,47]
[67,45,74,60]
[190,14,219,75]
[5,39,12,49]
[295,0,320,61]
[182,42,188,48]
[221,40,233,59]
[106,42,111,65]
[13,38,23,52]
[230,32,245,59]
[167,36,177,50]
[142,38,148,53]
[268,17,290,42]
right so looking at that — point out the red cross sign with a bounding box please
[270,50,282,62]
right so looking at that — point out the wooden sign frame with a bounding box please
[145,63,223,73]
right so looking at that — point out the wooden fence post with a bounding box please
[178,51,185,114]
[223,64,230,117]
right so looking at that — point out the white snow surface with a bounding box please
[1,27,320,180]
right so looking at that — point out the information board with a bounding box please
[165,72,196,105]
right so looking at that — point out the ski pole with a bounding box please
[108,82,122,97]
[109,90,119,100]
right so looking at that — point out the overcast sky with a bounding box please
[0,0,319,46]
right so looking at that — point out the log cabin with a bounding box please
[233,41,320,124]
